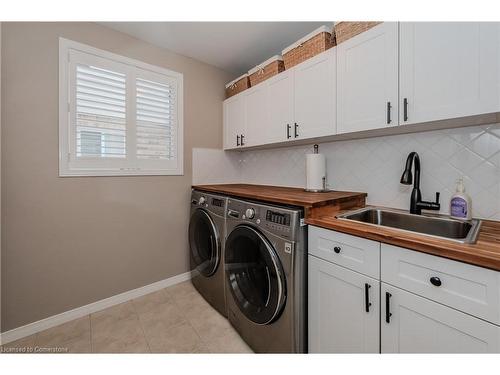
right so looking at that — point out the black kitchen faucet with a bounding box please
[400,152,441,215]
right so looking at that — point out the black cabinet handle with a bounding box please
[287,124,291,139]
[364,283,372,313]
[387,102,392,124]
[236,135,240,146]
[403,98,408,122]
[240,134,245,146]
[333,246,341,254]
[385,292,392,323]
[294,123,299,138]
[430,276,442,287]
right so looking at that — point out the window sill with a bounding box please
[58,168,184,177]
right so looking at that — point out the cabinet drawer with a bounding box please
[308,226,380,278]
[381,243,500,325]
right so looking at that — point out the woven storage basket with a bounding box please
[334,22,382,44]
[225,74,250,98]
[248,55,285,87]
[282,25,335,69]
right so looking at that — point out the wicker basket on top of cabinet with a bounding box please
[225,74,250,98]
[281,25,335,69]
[248,55,285,87]
[333,22,383,44]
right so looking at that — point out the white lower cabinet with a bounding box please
[308,226,500,353]
[381,283,500,353]
[308,255,380,353]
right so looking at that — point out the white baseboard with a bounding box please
[0,271,192,345]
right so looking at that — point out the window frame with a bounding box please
[59,37,184,177]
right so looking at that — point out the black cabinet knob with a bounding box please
[430,276,442,287]
[333,246,341,254]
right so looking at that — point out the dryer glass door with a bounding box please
[225,225,286,325]
[189,208,220,276]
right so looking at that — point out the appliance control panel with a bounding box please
[266,210,291,226]
[226,198,302,241]
[211,198,225,208]
[191,190,227,217]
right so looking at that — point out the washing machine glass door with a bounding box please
[189,208,220,277]
[225,225,286,325]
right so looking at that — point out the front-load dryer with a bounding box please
[189,189,227,317]
[224,197,307,353]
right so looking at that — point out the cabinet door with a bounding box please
[294,49,336,139]
[267,70,294,143]
[244,84,269,147]
[337,22,399,134]
[381,283,500,353]
[400,22,500,125]
[309,255,380,353]
[223,94,246,150]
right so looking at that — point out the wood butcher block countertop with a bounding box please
[193,184,500,271]
[193,184,367,209]
[307,207,500,272]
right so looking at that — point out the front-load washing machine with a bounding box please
[224,197,307,353]
[189,189,227,317]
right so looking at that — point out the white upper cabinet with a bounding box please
[399,22,500,125]
[294,49,336,139]
[244,84,269,147]
[337,22,399,134]
[223,49,336,150]
[223,94,246,149]
[266,70,294,144]
[223,22,500,150]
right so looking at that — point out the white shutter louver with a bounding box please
[76,64,126,158]
[136,78,176,160]
[60,39,183,176]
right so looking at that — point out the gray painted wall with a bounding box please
[1,22,231,331]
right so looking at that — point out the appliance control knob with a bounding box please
[198,196,206,205]
[245,208,255,219]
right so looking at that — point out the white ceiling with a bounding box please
[99,22,331,76]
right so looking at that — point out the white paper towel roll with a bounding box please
[306,153,326,191]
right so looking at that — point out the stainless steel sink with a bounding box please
[336,207,482,244]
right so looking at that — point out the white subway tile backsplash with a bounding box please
[193,124,500,220]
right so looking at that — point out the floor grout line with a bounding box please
[131,297,152,353]
[162,282,210,353]
[89,314,93,353]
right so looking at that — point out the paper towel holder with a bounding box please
[304,177,329,192]
[304,144,330,193]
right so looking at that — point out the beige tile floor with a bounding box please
[1,281,253,354]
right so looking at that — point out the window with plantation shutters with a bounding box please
[76,64,126,159]
[59,38,183,176]
[136,78,176,160]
